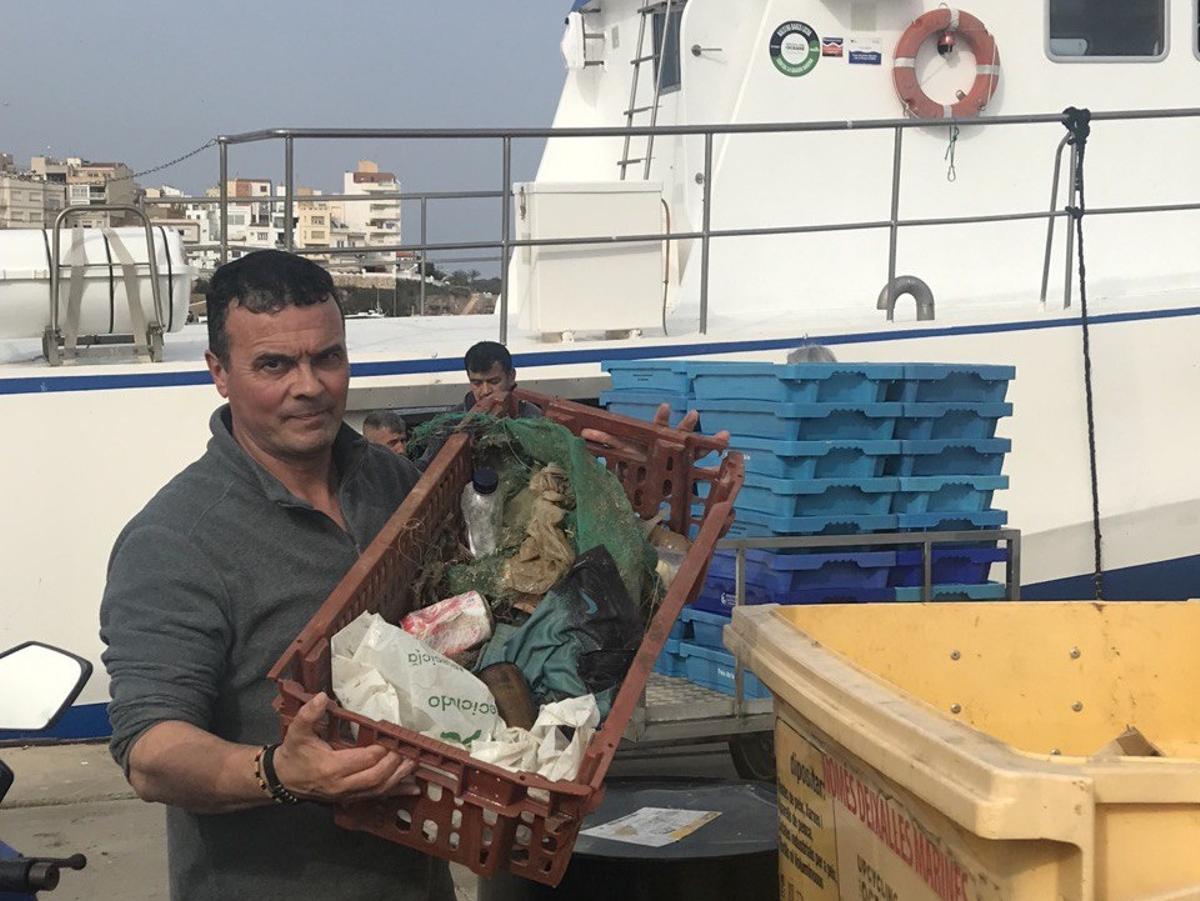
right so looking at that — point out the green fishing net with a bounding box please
[409,412,657,614]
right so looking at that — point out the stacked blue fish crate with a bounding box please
[601,358,1013,694]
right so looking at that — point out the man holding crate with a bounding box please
[99,251,454,900]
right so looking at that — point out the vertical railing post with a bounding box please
[1008,534,1022,601]
[733,543,747,716]
[922,537,933,602]
[283,136,295,252]
[419,196,428,316]
[1040,134,1071,306]
[885,125,904,321]
[499,136,512,345]
[699,131,713,335]
[218,139,229,265]
[1063,141,1078,309]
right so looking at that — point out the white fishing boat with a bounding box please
[2,0,1198,738]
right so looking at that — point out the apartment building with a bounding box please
[31,156,140,226]
[0,175,66,228]
[339,160,400,271]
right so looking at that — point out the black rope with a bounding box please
[1063,106,1105,601]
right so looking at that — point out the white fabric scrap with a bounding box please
[470,694,600,783]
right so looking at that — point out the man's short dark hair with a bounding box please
[363,410,407,436]
[464,341,513,375]
[206,250,342,362]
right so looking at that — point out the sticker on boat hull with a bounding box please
[771,21,821,77]
[848,35,884,65]
[822,36,845,58]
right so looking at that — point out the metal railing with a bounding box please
[140,107,1200,343]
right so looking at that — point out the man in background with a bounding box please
[363,409,409,455]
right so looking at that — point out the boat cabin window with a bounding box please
[1047,0,1166,60]
[651,2,684,93]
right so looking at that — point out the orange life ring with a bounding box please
[893,9,1000,120]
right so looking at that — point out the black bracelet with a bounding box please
[261,743,301,805]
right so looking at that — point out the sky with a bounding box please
[0,1,570,268]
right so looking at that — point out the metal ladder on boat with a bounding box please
[618,0,678,180]
[42,204,167,365]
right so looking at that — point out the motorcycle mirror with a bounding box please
[0,643,92,732]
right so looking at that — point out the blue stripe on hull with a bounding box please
[1023,553,1200,601]
[5,303,1200,396]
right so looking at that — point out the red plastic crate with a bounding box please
[268,389,743,886]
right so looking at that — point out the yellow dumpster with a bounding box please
[725,602,1200,901]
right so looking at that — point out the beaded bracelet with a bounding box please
[261,743,301,805]
[253,743,300,805]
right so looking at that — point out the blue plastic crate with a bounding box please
[890,546,1009,587]
[697,400,902,441]
[737,474,897,517]
[896,510,1008,531]
[730,510,900,537]
[698,574,894,609]
[668,615,686,641]
[602,359,697,396]
[737,437,900,480]
[710,549,896,593]
[600,390,689,426]
[891,475,1008,514]
[690,362,902,404]
[678,641,773,699]
[654,638,688,677]
[888,438,1011,477]
[887,364,1015,404]
[895,402,1012,440]
[893,582,1009,602]
[681,606,730,650]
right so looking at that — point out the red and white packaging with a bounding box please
[401,590,494,661]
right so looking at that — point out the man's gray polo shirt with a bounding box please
[100,405,453,901]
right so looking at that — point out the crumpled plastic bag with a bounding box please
[469,694,599,782]
[503,464,576,598]
[331,611,504,748]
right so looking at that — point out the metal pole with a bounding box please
[499,136,512,345]
[283,136,294,252]
[1008,534,1022,600]
[1040,134,1071,306]
[733,545,746,716]
[699,131,713,335]
[419,196,428,316]
[886,126,904,321]
[218,140,229,265]
[1063,141,1078,308]
[922,537,933,602]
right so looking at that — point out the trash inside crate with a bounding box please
[890,546,1009,587]
[892,581,1009,601]
[737,473,897,517]
[896,402,1012,440]
[678,641,772,699]
[602,359,697,396]
[886,363,1015,403]
[690,361,901,404]
[268,389,743,887]
[599,390,688,426]
[737,437,899,480]
[697,400,901,441]
[891,475,1008,514]
[709,549,896,594]
[888,438,1010,477]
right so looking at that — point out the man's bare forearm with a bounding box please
[127,721,272,814]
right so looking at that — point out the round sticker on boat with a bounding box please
[770,21,820,77]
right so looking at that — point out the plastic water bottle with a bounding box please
[461,468,502,558]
